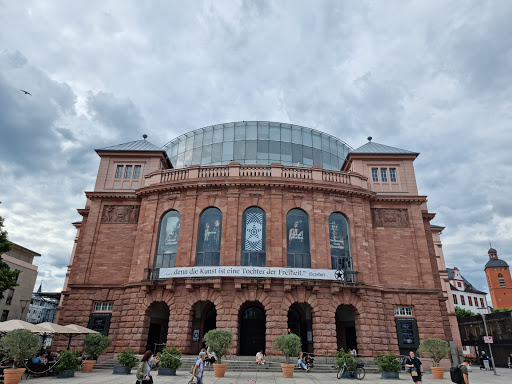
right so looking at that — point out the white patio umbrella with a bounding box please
[62,324,99,349]
[0,319,49,334]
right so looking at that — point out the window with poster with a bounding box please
[328,212,351,270]
[395,318,419,351]
[241,207,266,266]
[155,210,181,268]
[196,207,222,266]
[286,209,310,268]
[88,313,112,336]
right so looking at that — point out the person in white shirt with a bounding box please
[256,350,266,365]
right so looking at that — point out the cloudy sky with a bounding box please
[1,1,511,299]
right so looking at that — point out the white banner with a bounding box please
[158,266,349,281]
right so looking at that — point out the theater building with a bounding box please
[57,121,456,357]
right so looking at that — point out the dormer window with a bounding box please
[457,282,462,288]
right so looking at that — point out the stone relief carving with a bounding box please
[372,208,410,228]
[101,205,140,224]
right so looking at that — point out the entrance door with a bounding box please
[240,306,266,356]
[336,305,357,352]
[146,302,170,353]
[288,303,313,353]
[147,323,162,352]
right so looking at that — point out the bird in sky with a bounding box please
[20,89,32,96]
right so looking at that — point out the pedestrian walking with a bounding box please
[404,351,423,383]
[191,351,207,384]
[135,351,153,384]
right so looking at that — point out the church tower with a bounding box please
[484,247,512,309]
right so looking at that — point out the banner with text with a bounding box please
[158,266,347,281]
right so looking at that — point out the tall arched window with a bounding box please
[329,212,352,270]
[241,207,266,266]
[498,273,506,288]
[196,207,222,266]
[286,209,310,268]
[155,210,180,268]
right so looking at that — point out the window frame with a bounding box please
[196,207,222,266]
[94,302,113,312]
[461,296,466,305]
[241,206,266,267]
[394,306,413,317]
[371,168,379,182]
[453,294,458,305]
[286,208,311,268]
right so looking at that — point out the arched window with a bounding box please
[286,209,310,268]
[241,207,266,266]
[196,207,222,266]
[498,273,506,288]
[329,212,352,270]
[155,210,180,268]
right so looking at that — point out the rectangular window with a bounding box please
[453,294,458,305]
[94,302,113,312]
[133,165,141,179]
[115,165,123,179]
[468,297,473,306]
[5,289,14,305]
[123,165,133,179]
[371,168,379,182]
[474,297,479,307]
[390,168,397,182]
[394,307,413,316]
[461,296,465,305]
[1,310,8,321]
[480,298,485,308]
[381,168,388,182]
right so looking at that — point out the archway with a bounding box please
[190,301,217,354]
[239,302,266,356]
[146,302,170,353]
[288,303,313,353]
[336,305,357,352]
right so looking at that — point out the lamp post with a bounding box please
[477,308,497,375]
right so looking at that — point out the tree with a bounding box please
[0,212,19,300]
[455,306,476,318]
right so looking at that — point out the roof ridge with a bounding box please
[351,141,418,155]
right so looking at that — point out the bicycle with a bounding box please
[337,361,365,380]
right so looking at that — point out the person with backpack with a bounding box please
[450,360,469,384]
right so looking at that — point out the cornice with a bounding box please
[85,191,139,200]
[372,195,428,204]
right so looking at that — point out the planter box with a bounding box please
[280,363,295,378]
[158,367,176,376]
[381,371,400,379]
[213,363,227,377]
[113,366,131,375]
[81,360,96,373]
[4,368,26,384]
[57,370,75,379]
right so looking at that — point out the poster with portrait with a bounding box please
[286,209,310,254]
[197,208,222,252]
[157,211,180,255]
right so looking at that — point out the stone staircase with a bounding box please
[94,355,380,373]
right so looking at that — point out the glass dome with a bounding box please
[163,121,351,171]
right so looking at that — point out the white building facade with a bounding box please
[448,267,490,314]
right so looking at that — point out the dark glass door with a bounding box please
[240,307,266,356]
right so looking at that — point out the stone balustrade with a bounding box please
[145,163,368,189]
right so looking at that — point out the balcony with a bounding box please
[144,163,368,190]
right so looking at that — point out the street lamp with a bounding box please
[477,308,497,376]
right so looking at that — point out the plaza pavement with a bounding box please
[23,367,512,384]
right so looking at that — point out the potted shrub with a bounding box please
[203,329,234,377]
[374,353,400,379]
[417,338,451,379]
[113,348,138,375]
[0,329,41,384]
[335,349,357,379]
[55,350,81,379]
[82,333,112,372]
[271,333,302,378]
[157,346,182,376]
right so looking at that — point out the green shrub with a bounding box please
[83,333,112,360]
[55,350,81,374]
[271,333,302,364]
[374,353,400,372]
[455,306,476,318]
[157,347,182,370]
[417,338,450,367]
[203,330,234,364]
[0,329,41,368]
[335,349,356,371]
[117,348,139,370]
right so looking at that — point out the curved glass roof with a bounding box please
[163,121,352,170]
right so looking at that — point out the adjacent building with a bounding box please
[0,243,39,321]
[485,248,512,309]
[448,267,490,314]
[57,122,458,357]
[26,284,61,324]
